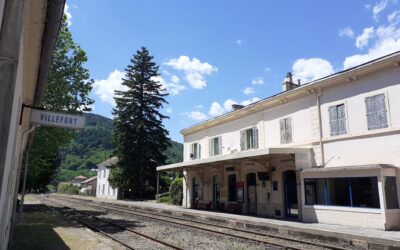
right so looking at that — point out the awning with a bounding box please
[157,147,312,171]
[301,164,397,173]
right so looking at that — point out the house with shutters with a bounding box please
[157,51,400,230]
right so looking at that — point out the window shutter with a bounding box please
[328,106,337,136]
[280,119,285,143]
[253,127,259,149]
[376,94,388,128]
[198,144,201,159]
[240,130,245,151]
[190,143,194,159]
[209,138,213,156]
[337,104,347,135]
[218,136,222,155]
[286,118,292,143]
[365,96,375,130]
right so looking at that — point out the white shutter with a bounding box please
[218,136,222,155]
[286,118,292,143]
[240,130,245,151]
[253,127,259,149]
[328,106,338,136]
[280,119,285,143]
[190,143,194,159]
[209,138,213,156]
[337,104,347,135]
[198,144,201,159]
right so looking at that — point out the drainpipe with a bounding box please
[19,125,38,213]
[316,87,325,166]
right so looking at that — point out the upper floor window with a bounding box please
[329,104,347,136]
[240,127,258,151]
[190,142,201,160]
[280,117,292,144]
[103,169,106,178]
[365,93,388,130]
[209,136,221,156]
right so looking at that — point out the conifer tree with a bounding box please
[110,47,170,199]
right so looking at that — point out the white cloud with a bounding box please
[195,104,203,109]
[223,99,237,111]
[207,97,260,117]
[372,0,389,21]
[240,97,260,106]
[165,56,217,89]
[186,111,208,121]
[166,108,173,114]
[388,10,400,22]
[236,39,242,45]
[94,69,127,106]
[292,58,335,83]
[72,4,78,8]
[209,102,225,116]
[343,11,400,69]
[356,27,375,48]
[152,75,186,96]
[64,3,72,26]
[265,67,271,72]
[339,27,355,38]
[243,87,255,95]
[251,77,264,85]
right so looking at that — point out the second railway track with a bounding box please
[46,195,358,250]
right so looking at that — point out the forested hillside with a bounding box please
[56,113,183,182]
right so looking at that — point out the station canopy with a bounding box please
[157,147,311,172]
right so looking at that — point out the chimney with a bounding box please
[282,72,299,92]
[232,104,245,111]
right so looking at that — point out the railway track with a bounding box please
[47,195,354,250]
[41,198,183,250]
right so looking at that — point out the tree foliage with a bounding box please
[21,15,94,192]
[110,47,170,199]
[169,177,183,205]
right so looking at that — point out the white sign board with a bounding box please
[30,109,85,129]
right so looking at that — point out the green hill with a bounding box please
[56,113,183,182]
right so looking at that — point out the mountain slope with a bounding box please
[57,113,183,181]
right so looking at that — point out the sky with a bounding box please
[64,0,400,142]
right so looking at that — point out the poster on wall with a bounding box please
[237,181,244,202]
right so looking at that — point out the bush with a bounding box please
[169,177,183,205]
[57,182,79,195]
[158,196,170,203]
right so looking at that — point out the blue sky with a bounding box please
[65,0,400,142]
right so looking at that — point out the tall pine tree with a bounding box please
[110,47,170,199]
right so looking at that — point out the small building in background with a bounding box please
[96,157,119,200]
[71,175,87,187]
[80,176,97,196]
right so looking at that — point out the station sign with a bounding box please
[30,109,85,129]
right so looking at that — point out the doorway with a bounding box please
[284,170,298,218]
[212,175,220,210]
[246,173,257,214]
[192,177,199,208]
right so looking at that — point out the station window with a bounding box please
[190,142,201,160]
[365,93,388,130]
[280,117,292,144]
[328,104,347,136]
[240,127,258,151]
[209,137,221,156]
[228,174,237,202]
[304,177,380,208]
[385,177,399,209]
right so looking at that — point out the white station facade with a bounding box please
[157,51,400,230]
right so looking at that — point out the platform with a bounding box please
[10,195,124,250]
[55,194,400,250]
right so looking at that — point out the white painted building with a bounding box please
[96,157,119,200]
[157,51,400,230]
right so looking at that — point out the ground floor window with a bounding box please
[304,177,380,208]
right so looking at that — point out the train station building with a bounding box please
[157,51,400,230]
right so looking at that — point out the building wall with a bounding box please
[179,59,400,230]
[96,166,118,200]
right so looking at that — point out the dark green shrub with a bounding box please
[57,182,79,195]
[169,177,183,205]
